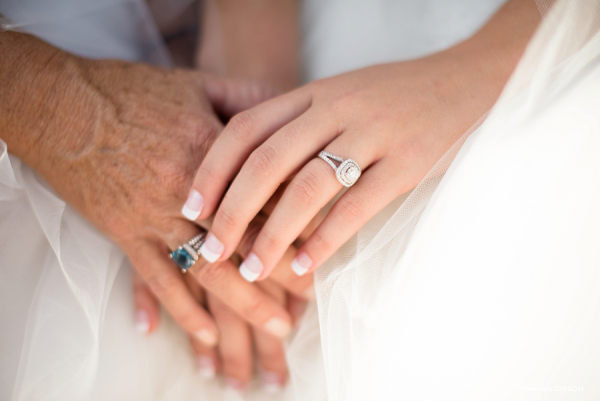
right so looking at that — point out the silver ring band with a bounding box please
[318,151,362,187]
[169,231,207,273]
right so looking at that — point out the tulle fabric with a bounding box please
[315,1,600,400]
[2,0,600,400]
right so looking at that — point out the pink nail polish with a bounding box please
[291,252,312,276]
[196,355,216,379]
[200,233,224,263]
[135,310,150,334]
[225,377,246,392]
[239,252,263,282]
[181,189,204,220]
[262,371,284,393]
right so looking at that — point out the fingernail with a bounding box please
[291,252,312,276]
[182,189,204,221]
[262,371,283,393]
[239,252,263,282]
[195,329,218,347]
[200,233,224,263]
[225,377,246,392]
[135,310,150,334]
[264,317,291,338]
[196,355,216,379]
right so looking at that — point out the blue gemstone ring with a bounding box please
[169,231,207,273]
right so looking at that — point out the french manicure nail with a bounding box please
[135,310,150,334]
[195,329,218,347]
[262,371,283,393]
[264,317,291,338]
[225,377,246,392]
[196,355,216,379]
[291,252,312,276]
[239,252,263,282]
[181,189,204,221]
[200,233,224,263]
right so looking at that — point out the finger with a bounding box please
[294,160,404,274]
[190,258,293,339]
[181,88,311,224]
[238,217,315,299]
[190,336,220,379]
[287,293,308,326]
[181,273,219,379]
[239,134,377,281]
[203,76,279,118]
[197,110,340,265]
[208,294,253,391]
[133,271,160,334]
[253,280,288,393]
[129,241,219,347]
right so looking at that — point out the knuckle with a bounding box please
[247,145,278,179]
[311,231,334,253]
[241,296,267,320]
[196,261,231,289]
[227,111,255,143]
[289,171,323,205]
[196,161,222,185]
[191,119,220,151]
[335,194,365,222]
[331,90,357,111]
[215,206,239,230]
[259,230,281,253]
[146,273,180,299]
[237,221,262,257]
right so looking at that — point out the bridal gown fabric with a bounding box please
[2,0,600,400]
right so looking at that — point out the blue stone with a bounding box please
[171,248,195,271]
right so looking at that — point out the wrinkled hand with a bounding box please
[15,47,302,344]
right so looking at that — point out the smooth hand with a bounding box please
[182,0,540,280]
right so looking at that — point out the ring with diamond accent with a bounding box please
[169,231,207,273]
[318,151,362,187]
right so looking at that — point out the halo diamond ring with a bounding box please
[318,151,362,187]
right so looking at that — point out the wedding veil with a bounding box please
[312,0,600,400]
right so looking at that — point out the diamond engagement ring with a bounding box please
[169,231,207,273]
[318,151,362,187]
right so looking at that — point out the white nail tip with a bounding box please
[135,311,150,334]
[291,259,309,276]
[200,244,221,263]
[196,356,216,379]
[239,263,260,282]
[199,365,216,379]
[263,382,282,393]
[181,204,201,221]
[136,319,150,334]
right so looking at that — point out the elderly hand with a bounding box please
[0,32,313,351]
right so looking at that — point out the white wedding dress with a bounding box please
[3,0,600,400]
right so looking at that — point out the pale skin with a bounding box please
[0,22,305,390]
[185,0,542,282]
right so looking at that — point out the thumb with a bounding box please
[204,76,279,118]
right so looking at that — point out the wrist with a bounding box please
[447,0,541,96]
[0,32,84,170]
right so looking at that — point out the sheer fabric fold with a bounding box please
[315,0,600,399]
